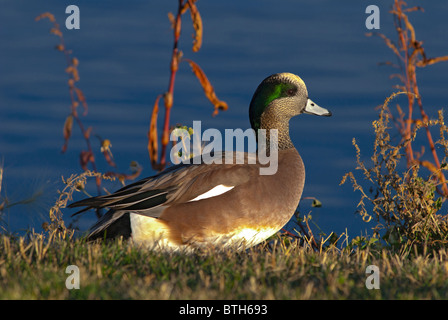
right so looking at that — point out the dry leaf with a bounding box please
[419,160,447,191]
[74,87,88,115]
[185,59,228,116]
[148,95,161,166]
[186,0,203,52]
[66,66,80,82]
[35,12,56,23]
[416,55,448,67]
[84,126,92,140]
[164,91,173,109]
[167,12,175,29]
[180,0,195,14]
[420,160,441,178]
[72,68,80,82]
[65,66,74,76]
[404,6,424,13]
[50,27,62,37]
[61,141,69,154]
[63,115,73,141]
[61,115,73,153]
[80,151,94,171]
[101,139,116,168]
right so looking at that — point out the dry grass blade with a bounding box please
[18,237,32,265]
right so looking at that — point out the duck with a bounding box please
[69,72,331,251]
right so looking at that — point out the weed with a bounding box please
[46,171,114,235]
[342,1,448,251]
[147,0,228,171]
[35,12,142,206]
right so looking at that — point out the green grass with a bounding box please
[1,232,448,300]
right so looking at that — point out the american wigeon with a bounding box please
[70,72,331,250]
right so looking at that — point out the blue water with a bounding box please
[1,0,448,238]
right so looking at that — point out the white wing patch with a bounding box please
[189,185,235,202]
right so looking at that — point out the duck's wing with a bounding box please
[69,163,194,217]
[69,151,259,239]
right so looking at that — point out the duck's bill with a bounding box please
[304,98,332,117]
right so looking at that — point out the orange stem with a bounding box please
[159,0,185,170]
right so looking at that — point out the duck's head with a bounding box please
[249,73,331,131]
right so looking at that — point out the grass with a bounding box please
[1,232,448,300]
[3,1,447,301]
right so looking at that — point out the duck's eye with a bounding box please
[286,88,296,96]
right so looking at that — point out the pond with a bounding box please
[1,0,448,238]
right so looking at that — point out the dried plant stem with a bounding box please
[159,0,184,170]
[37,13,143,222]
[48,171,114,235]
[342,1,448,249]
[369,0,448,196]
[36,13,102,199]
[148,0,227,171]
